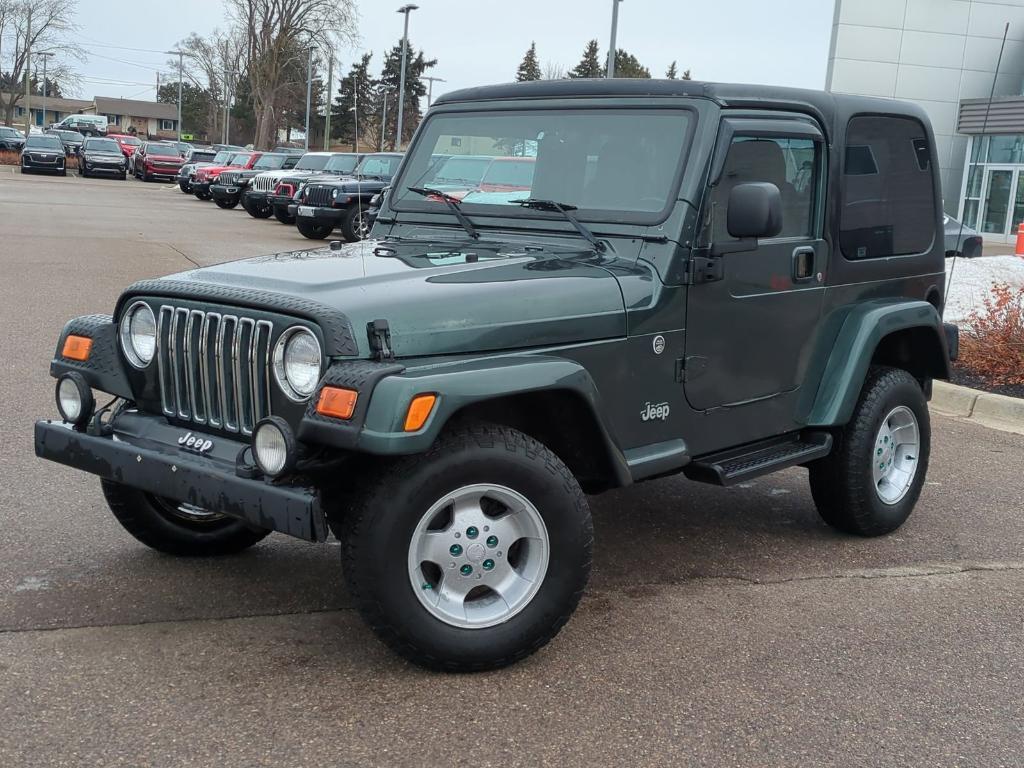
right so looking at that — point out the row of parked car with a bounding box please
[178,146,545,244]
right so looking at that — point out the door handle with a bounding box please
[792,247,815,282]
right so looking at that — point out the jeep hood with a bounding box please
[145,240,627,358]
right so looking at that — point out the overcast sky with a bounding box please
[69,0,835,103]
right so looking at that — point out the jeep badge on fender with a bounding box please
[34,79,957,672]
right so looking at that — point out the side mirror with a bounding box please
[726,182,783,239]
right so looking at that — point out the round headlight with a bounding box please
[273,326,322,401]
[55,372,95,427]
[119,301,157,368]
[252,416,297,477]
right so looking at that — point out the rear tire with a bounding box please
[342,423,593,671]
[101,479,271,556]
[296,217,332,239]
[808,367,930,537]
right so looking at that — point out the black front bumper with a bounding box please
[210,183,242,204]
[294,205,344,226]
[192,181,212,195]
[83,162,125,175]
[35,413,326,542]
[22,156,65,172]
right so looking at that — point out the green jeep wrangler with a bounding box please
[35,81,958,671]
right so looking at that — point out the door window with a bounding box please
[711,136,819,242]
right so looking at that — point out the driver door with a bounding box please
[684,117,827,412]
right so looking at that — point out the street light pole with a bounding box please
[37,52,54,129]
[351,73,358,152]
[324,50,334,151]
[165,49,185,144]
[606,0,623,78]
[381,91,389,151]
[304,46,315,151]
[422,76,445,107]
[395,4,418,149]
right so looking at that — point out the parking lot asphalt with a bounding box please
[2,170,1023,767]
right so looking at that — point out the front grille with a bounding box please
[156,306,273,435]
[304,185,334,207]
[220,171,240,185]
[29,153,59,164]
[252,175,277,192]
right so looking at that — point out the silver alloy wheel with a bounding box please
[355,209,370,239]
[408,484,550,629]
[871,405,921,505]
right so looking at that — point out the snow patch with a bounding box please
[945,256,1024,325]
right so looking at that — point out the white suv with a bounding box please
[50,114,108,137]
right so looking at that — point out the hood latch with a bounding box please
[367,319,395,361]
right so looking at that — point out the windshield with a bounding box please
[147,143,180,157]
[356,155,401,179]
[253,154,287,170]
[231,152,253,166]
[392,109,691,218]
[211,151,232,164]
[295,154,330,171]
[0,127,21,138]
[323,154,360,173]
[84,139,120,153]
[26,135,63,150]
[119,136,141,146]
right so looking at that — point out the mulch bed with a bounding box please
[950,364,1024,399]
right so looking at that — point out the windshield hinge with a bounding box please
[683,255,723,285]
[367,319,395,361]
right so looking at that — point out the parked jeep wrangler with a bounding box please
[35,81,957,672]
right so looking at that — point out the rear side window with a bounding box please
[840,115,936,259]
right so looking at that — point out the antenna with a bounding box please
[946,21,1009,312]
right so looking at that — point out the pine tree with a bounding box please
[682,69,692,81]
[568,40,603,79]
[610,49,651,79]
[516,42,542,82]
[666,61,678,80]
[332,53,377,150]
[378,39,437,149]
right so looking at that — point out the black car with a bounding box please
[210,152,301,209]
[291,153,404,240]
[262,152,364,223]
[20,133,66,175]
[0,125,26,151]
[79,137,128,179]
[45,129,85,157]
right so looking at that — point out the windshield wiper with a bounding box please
[515,199,605,252]
[406,186,480,240]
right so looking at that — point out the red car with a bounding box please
[108,133,142,159]
[191,151,261,200]
[133,142,185,182]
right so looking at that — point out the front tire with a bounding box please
[101,480,271,556]
[215,197,238,209]
[274,207,295,225]
[296,217,332,239]
[242,196,273,218]
[340,204,370,241]
[194,188,210,200]
[808,367,930,537]
[342,423,593,671]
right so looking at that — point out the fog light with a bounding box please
[55,372,94,427]
[252,416,297,477]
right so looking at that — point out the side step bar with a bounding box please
[683,431,833,486]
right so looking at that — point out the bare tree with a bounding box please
[168,29,247,139]
[543,61,566,80]
[225,0,357,149]
[0,0,83,128]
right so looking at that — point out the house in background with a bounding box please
[85,97,179,139]
[3,93,93,128]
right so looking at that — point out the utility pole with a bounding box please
[395,4,418,149]
[324,51,334,150]
[165,49,184,145]
[37,52,54,130]
[380,90,389,151]
[304,46,315,151]
[422,76,445,107]
[607,0,623,78]
[23,7,32,137]
[222,69,230,144]
[351,72,358,152]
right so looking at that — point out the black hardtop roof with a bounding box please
[434,79,929,131]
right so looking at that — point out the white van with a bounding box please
[50,114,108,136]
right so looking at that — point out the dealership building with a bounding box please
[827,0,1024,243]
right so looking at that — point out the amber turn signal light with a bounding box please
[404,394,437,432]
[315,387,358,420]
[62,335,93,362]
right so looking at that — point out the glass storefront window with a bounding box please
[970,136,989,162]
[988,135,1024,163]
[966,164,983,198]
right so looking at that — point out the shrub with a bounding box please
[959,282,1024,386]
[0,149,78,169]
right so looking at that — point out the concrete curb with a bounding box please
[931,380,1024,435]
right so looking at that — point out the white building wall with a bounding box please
[827,0,1024,213]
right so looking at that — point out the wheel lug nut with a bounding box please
[466,526,479,539]
[460,564,473,576]
[449,544,463,556]
[486,535,498,548]
[482,559,495,571]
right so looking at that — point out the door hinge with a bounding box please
[683,256,723,285]
[367,319,395,361]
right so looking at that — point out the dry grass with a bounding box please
[959,283,1024,386]
[0,149,78,169]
